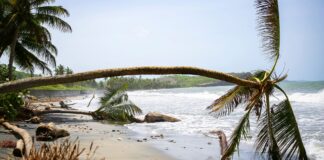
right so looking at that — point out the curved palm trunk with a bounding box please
[0,66,260,93]
[8,29,19,80]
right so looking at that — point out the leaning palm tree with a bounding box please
[207,0,308,159]
[95,84,142,122]
[1,0,71,80]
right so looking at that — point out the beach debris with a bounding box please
[144,112,180,123]
[117,137,123,141]
[0,140,16,148]
[208,142,212,145]
[36,122,70,141]
[209,130,228,158]
[143,138,148,141]
[13,139,24,157]
[59,101,76,109]
[137,139,143,142]
[25,116,41,124]
[1,119,33,157]
[168,139,176,143]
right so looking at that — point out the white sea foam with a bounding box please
[72,85,324,159]
[288,89,324,104]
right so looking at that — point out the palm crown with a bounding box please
[207,0,308,159]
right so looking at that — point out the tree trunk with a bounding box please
[0,66,259,93]
[0,120,32,157]
[8,29,19,80]
[0,46,5,58]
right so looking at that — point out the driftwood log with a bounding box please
[144,112,180,123]
[0,119,33,157]
[36,122,70,141]
[210,130,229,159]
[13,139,24,157]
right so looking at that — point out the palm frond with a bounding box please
[35,14,72,32]
[101,101,142,121]
[221,107,252,160]
[36,6,70,17]
[207,85,257,117]
[272,85,308,159]
[14,43,52,74]
[97,84,128,112]
[256,94,281,160]
[255,0,280,59]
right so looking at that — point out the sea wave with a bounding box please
[128,90,224,100]
[287,89,324,104]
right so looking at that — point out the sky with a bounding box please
[1,0,323,80]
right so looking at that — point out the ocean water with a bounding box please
[72,81,324,160]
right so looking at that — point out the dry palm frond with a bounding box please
[27,138,98,160]
[256,0,280,59]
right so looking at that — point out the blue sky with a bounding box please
[2,0,323,80]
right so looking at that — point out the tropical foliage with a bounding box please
[95,84,142,122]
[0,0,71,79]
[207,0,308,159]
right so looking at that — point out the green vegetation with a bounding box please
[0,64,26,120]
[32,64,102,91]
[95,84,142,122]
[32,84,94,91]
[106,73,251,90]
[0,0,72,80]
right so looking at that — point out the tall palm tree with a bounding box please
[207,0,308,159]
[1,0,71,80]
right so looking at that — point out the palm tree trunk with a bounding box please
[8,29,19,80]
[0,47,5,58]
[0,66,260,93]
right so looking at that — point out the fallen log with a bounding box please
[0,119,33,157]
[13,139,24,157]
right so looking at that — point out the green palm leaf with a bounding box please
[36,6,70,17]
[207,85,257,117]
[96,84,142,122]
[35,14,72,32]
[221,107,252,160]
[256,0,280,59]
[15,43,52,74]
[256,94,281,160]
[272,85,308,159]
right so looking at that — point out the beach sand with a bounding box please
[0,113,175,160]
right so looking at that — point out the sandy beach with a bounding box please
[0,98,176,160]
